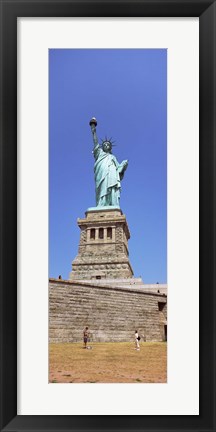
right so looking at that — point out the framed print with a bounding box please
[18,17,198,415]
[0,0,215,431]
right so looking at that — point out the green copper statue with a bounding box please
[89,117,128,207]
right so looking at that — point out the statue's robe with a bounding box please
[93,145,125,206]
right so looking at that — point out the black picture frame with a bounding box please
[0,0,215,431]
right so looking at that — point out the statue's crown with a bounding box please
[101,137,116,148]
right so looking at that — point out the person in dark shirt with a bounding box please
[83,326,89,349]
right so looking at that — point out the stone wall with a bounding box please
[49,278,167,343]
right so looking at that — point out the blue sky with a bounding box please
[49,49,167,283]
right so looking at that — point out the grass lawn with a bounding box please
[49,342,167,383]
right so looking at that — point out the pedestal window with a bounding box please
[107,227,112,239]
[99,228,104,239]
[90,228,95,240]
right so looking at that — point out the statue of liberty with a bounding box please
[89,117,128,207]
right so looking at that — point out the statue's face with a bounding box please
[102,141,112,153]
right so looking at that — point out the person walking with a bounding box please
[135,330,140,350]
[83,326,89,349]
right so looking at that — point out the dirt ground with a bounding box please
[49,342,167,383]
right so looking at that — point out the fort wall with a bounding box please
[49,278,167,343]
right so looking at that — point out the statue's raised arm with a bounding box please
[89,117,128,208]
[89,117,99,148]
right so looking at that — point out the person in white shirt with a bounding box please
[135,330,140,350]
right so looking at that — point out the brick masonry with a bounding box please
[49,278,167,343]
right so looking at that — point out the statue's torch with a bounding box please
[89,117,97,133]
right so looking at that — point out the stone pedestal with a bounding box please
[69,208,134,280]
